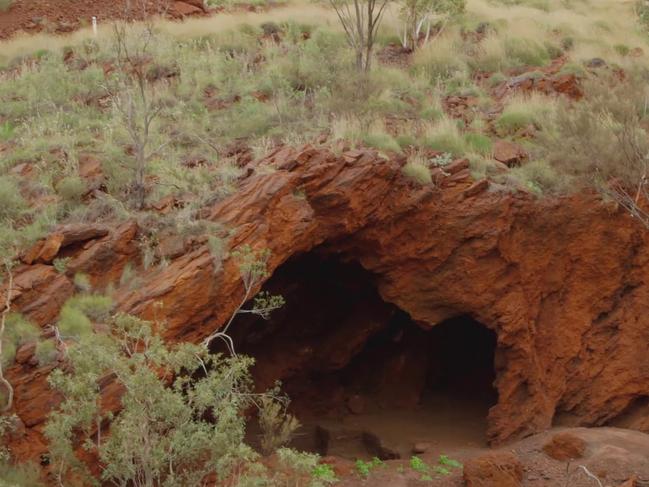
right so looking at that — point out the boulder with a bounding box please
[362,431,400,460]
[493,140,528,167]
[347,394,366,415]
[172,1,204,17]
[463,452,523,487]
[543,432,587,461]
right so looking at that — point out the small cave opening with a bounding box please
[227,252,498,460]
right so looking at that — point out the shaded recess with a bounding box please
[228,252,499,459]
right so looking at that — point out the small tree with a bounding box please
[203,245,285,356]
[105,2,168,210]
[329,0,391,72]
[399,0,465,50]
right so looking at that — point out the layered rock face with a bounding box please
[4,146,649,461]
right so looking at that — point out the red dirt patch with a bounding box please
[0,0,205,40]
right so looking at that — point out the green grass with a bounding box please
[402,161,432,185]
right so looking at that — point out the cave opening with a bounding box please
[228,252,498,459]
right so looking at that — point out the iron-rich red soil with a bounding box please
[0,0,198,39]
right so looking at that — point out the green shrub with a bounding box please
[495,111,535,136]
[504,38,550,67]
[0,177,27,222]
[35,339,58,366]
[0,0,12,12]
[495,94,556,136]
[537,74,649,197]
[0,461,42,487]
[558,62,587,78]
[507,159,563,194]
[362,132,402,153]
[614,44,631,56]
[45,311,296,486]
[488,72,507,88]
[0,122,14,141]
[56,176,87,203]
[464,133,492,155]
[402,161,432,184]
[1,314,40,366]
[422,119,467,156]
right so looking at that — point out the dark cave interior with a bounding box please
[227,252,498,459]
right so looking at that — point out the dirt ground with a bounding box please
[324,426,649,486]
[0,0,178,39]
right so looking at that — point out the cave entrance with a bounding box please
[229,252,498,460]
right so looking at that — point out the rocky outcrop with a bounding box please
[4,146,649,463]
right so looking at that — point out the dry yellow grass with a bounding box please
[1,0,646,70]
[0,1,335,60]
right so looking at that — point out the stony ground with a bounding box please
[326,427,649,486]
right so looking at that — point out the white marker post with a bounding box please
[92,16,98,36]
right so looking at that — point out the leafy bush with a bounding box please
[0,0,12,12]
[46,312,273,486]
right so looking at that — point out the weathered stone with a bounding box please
[464,452,523,487]
[543,432,587,461]
[362,431,400,460]
[412,442,433,454]
[493,140,528,167]
[464,179,489,198]
[445,158,469,175]
[347,394,366,415]
[5,145,649,468]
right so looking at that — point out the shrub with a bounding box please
[362,132,403,153]
[0,0,11,12]
[412,38,468,82]
[506,159,564,194]
[0,177,27,223]
[402,161,432,184]
[495,93,556,136]
[422,118,467,156]
[258,396,300,455]
[504,38,550,67]
[0,122,14,141]
[0,461,42,487]
[464,133,492,155]
[537,73,649,202]
[46,312,272,486]
[55,176,87,203]
[1,314,39,367]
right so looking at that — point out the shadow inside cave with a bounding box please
[223,252,498,460]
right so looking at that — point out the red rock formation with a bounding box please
[4,146,649,465]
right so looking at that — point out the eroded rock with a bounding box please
[543,432,587,461]
[463,452,523,487]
